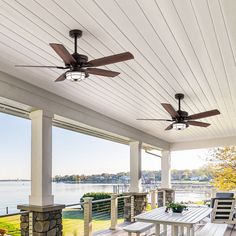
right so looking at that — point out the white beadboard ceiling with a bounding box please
[0,0,236,143]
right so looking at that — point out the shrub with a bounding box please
[80,192,124,216]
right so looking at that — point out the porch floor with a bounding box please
[93,222,236,236]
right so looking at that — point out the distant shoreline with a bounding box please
[0,179,30,182]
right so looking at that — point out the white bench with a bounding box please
[196,223,227,236]
[123,222,154,236]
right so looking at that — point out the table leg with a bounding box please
[190,227,195,236]
[155,223,160,236]
[179,226,184,236]
[171,225,178,236]
[163,224,167,236]
[187,227,191,236]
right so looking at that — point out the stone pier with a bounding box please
[18,204,65,236]
[157,188,175,207]
[124,193,148,222]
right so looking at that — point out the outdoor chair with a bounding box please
[211,199,236,224]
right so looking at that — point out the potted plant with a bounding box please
[165,202,187,213]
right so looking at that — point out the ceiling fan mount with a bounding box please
[69,29,83,39]
[175,93,184,101]
[15,29,134,82]
[137,93,220,131]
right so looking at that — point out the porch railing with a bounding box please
[62,195,129,236]
[0,191,164,236]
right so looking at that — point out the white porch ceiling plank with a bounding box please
[4,0,172,122]
[189,0,236,136]
[91,0,205,138]
[56,0,181,110]
[0,0,159,121]
[0,0,235,144]
[208,0,236,113]
[157,0,225,138]
[171,0,229,137]
[191,0,236,135]
[156,0,214,111]
[115,0,223,138]
[135,0,207,115]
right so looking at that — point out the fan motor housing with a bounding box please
[177,110,188,121]
[72,53,88,64]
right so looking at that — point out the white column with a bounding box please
[129,141,142,193]
[161,150,171,189]
[29,110,54,206]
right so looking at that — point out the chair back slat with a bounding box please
[211,199,235,223]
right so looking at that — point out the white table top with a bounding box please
[135,206,212,226]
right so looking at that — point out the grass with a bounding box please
[0,209,125,236]
[62,208,124,236]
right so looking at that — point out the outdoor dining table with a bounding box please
[134,206,212,236]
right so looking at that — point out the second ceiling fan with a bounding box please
[137,93,220,131]
[16,29,134,82]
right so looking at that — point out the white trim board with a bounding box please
[170,135,236,151]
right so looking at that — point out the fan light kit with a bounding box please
[66,70,87,82]
[15,29,134,82]
[172,122,187,131]
[137,93,220,131]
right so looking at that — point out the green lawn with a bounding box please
[0,209,124,236]
[63,208,124,236]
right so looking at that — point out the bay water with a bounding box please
[0,181,209,215]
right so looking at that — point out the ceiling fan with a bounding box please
[15,29,134,82]
[137,93,220,131]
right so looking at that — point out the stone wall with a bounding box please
[124,193,147,222]
[157,188,175,207]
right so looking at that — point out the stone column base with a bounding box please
[17,204,65,236]
[123,192,148,222]
[157,188,175,207]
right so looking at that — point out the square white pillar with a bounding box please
[129,141,142,192]
[29,110,54,206]
[161,150,171,189]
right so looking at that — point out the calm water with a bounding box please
[0,181,210,214]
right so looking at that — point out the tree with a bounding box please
[210,146,236,190]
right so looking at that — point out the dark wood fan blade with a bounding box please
[187,109,220,120]
[50,43,76,65]
[188,121,211,127]
[137,119,173,121]
[15,65,68,69]
[161,103,179,118]
[55,73,66,82]
[86,68,120,77]
[165,124,173,130]
[87,52,134,67]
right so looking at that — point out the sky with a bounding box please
[0,113,209,179]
